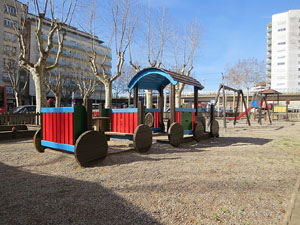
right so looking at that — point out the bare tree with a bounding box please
[89,0,138,108]
[45,69,65,107]
[172,20,202,107]
[8,0,77,112]
[129,6,171,108]
[3,57,28,107]
[225,58,265,90]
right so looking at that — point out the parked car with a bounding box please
[11,105,36,113]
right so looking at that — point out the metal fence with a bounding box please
[0,112,41,125]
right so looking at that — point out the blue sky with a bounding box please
[140,0,299,90]
[22,0,300,91]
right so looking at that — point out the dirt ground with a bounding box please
[1,120,300,225]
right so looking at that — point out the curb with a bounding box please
[283,175,300,225]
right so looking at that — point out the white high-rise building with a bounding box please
[268,9,300,93]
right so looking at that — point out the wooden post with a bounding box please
[85,99,93,130]
[210,104,214,132]
[265,96,272,124]
[234,91,241,126]
[138,101,143,125]
[222,85,226,130]
[170,84,176,124]
[133,85,138,108]
[241,91,251,126]
[194,86,198,116]
[159,86,164,126]
[258,95,262,125]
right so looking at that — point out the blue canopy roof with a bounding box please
[128,68,204,91]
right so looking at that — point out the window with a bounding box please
[278,62,285,65]
[298,82,300,86]
[278,42,286,45]
[4,5,17,15]
[278,28,286,32]
[278,56,285,59]
[4,19,17,28]
[298,75,300,78]
[3,32,17,41]
[277,83,285,86]
[3,45,17,55]
[298,68,300,71]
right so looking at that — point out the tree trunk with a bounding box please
[83,95,88,106]
[55,93,61,107]
[146,90,152,108]
[104,81,112,109]
[175,91,181,108]
[14,91,21,107]
[32,70,48,113]
[128,90,131,106]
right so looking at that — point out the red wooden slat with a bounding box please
[133,113,138,131]
[52,113,57,142]
[56,113,61,143]
[129,113,134,133]
[125,113,130,133]
[43,113,47,141]
[192,112,195,130]
[65,113,68,144]
[110,113,114,132]
[117,113,121,133]
[122,113,125,133]
[69,113,73,145]
[49,113,53,142]
[60,113,65,144]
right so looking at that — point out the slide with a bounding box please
[226,107,254,121]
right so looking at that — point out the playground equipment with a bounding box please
[33,67,219,166]
[33,105,109,166]
[127,67,219,146]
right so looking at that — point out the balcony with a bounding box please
[266,65,271,71]
[267,46,272,52]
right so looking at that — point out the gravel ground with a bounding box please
[1,120,300,225]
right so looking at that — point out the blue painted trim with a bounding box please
[128,68,178,90]
[151,127,162,132]
[145,108,161,113]
[184,130,193,134]
[110,108,138,113]
[41,107,74,113]
[175,108,196,112]
[41,140,75,152]
[106,135,133,140]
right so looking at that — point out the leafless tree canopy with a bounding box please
[225,58,265,90]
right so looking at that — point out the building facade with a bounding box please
[0,0,29,110]
[268,9,300,93]
[1,0,111,110]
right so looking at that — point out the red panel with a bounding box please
[53,113,57,142]
[155,112,160,128]
[43,113,47,141]
[176,112,181,124]
[56,113,61,144]
[122,113,125,133]
[125,113,130,133]
[65,113,69,144]
[133,113,138,131]
[69,113,73,145]
[129,113,134,133]
[49,113,53,142]
[60,113,65,144]
[192,112,195,130]
[116,113,121,132]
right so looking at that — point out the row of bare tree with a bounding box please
[4,0,265,113]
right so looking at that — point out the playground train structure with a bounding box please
[33,68,220,166]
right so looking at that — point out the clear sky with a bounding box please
[141,0,299,91]
[21,0,300,91]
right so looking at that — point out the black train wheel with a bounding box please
[75,130,108,166]
[168,122,183,147]
[193,122,205,142]
[33,128,44,153]
[133,124,152,153]
[211,120,219,137]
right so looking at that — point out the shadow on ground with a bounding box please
[0,162,162,225]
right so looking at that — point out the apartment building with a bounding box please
[1,0,111,109]
[0,0,29,110]
[26,13,111,105]
[268,9,300,93]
